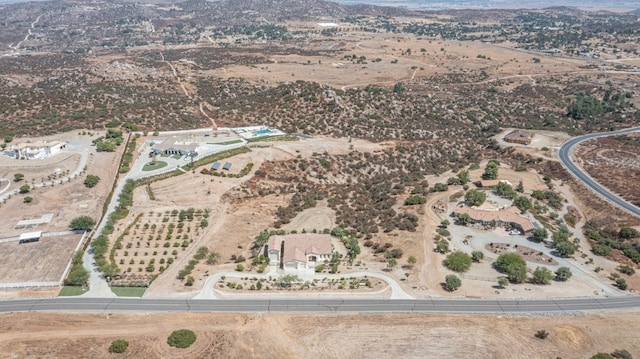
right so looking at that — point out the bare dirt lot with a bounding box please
[0,234,82,283]
[0,311,638,359]
[212,29,585,91]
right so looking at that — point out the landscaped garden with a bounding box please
[142,161,168,171]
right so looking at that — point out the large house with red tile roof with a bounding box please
[266,234,334,270]
[453,205,536,234]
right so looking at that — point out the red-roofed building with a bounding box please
[453,205,536,234]
[266,234,334,270]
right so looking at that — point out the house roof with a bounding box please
[477,179,513,188]
[504,130,535,143]
[20,231,42,240]
[267,234,333,264]
[12,140,65,150]
[454,205,535,232]
[153,138,197,153]
[478,180,501,187]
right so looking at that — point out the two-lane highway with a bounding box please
[558,126,640,218]
[1,296,640,314]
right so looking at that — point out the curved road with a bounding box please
[1,296,639,314]
[558,126,640,218]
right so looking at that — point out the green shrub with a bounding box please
[109,339,129,353]
[167,329,196,349]
[444,251,472,272]
[404,195,426,205]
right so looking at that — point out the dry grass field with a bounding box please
[0,311,638,359]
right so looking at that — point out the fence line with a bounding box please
[0,281,60,289]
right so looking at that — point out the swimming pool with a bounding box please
[252,129,271,136]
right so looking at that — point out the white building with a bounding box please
[5,141,67,159]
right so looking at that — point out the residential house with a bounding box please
[504,130,535,145]
[151,138,198,157]
[453,205,536,234]
[266,234,334,270]
[5,141,66,159]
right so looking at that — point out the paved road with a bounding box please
[558,126,640,218]
[1,296,639,314]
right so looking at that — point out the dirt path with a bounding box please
[199,102,217,130]
[159,51,191,98]
[417,191,451,296]
[11,14,42,52]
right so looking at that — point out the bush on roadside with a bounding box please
[167,329,196,349]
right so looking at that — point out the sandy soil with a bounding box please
[0,311,638,359]
[0,234,82,283]
[208,28,587,90]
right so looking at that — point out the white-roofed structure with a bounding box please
[5,141,66,159]
[19,231,42,244]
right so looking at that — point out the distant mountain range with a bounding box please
[336,0,639,10]
[0,0,638,10]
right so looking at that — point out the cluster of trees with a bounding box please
[494,253,572,284]
[587,222,640,264]
[334,227,361,264]
[551,226,576,258]
[93,129,124,152]
[495,253,527,283]
[274,184,324,228]
[568,91,633,120]
[64,251,89,286]
[446,169,470,186]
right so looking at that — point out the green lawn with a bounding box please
[110,286,146,297]
[58,286,88,296]
[171,154,182,159]
[142,160,168,171]
[208,139,243,146]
